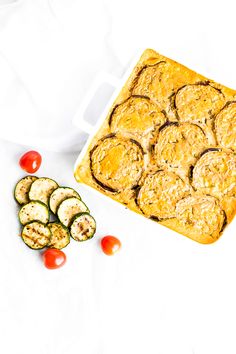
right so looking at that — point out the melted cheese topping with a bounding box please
[192,150,236,198]
[175,84,225,124]
[91,136,144,191]
[155,123,208,169]
[110,96,166,143]
[132,61,195,117]
[137,171,190,219]
[215,102,236,152]
[175,195,225,243]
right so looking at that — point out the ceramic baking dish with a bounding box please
[73,49,236,244]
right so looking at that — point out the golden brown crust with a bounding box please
[136,171,190,220]
[75,48,236,244]
[214,102,236,151]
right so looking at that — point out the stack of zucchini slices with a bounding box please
[14,176,96,250]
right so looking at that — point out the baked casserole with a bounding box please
[75,49,236,244]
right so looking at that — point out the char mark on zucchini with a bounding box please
[48,222,70,249]
[21,221,51,250]
[70,213,96,242]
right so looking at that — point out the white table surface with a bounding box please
[1,1,236,354]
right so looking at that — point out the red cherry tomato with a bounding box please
[42,249,66,269]
[19,150,42,173]
[101,236,121,256]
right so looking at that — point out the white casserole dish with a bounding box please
[73,51,236,243]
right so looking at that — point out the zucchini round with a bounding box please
[57,197,89,227]
[14,176,38,205]
[19,201,49,225]
[21,221,51,249]
[29,177,58,206]
[49,187,81,214]
[70,213,96,241]
[47,222,70,249]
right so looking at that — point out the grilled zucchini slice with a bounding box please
[70,213,96,241]
[49,187,81,214]
[47,222,70,249]
[21,221,51,249]
[19,201,49,225]
[29,177,58,206]
[57,197,89,227]
[14,176,38,205]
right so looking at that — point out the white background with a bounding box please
[1,1,236,353]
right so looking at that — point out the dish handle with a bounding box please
[73,72,121,135]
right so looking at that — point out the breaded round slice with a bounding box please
[215,102,236,151]
[175,84,224,124]
[192,149,236,198]
[29,177,58,206]
[137,171,190,220]
[109,96,166,141]
[14,175,38,205]
[90,135,144,193]
[155,122,208,169]
[175,195,225,244]
[49,187,81,214]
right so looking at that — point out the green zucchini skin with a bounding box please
[18,201,49,225]
[21,221,51,250]
[70,212,96,242]
[49,187,81,214]
[14,176,38,205]
[57,197,90,227]
[29,177,58,206]
[47,222,70,249]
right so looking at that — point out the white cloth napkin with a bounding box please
[0,0,235,152]
[0,0,124,151]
